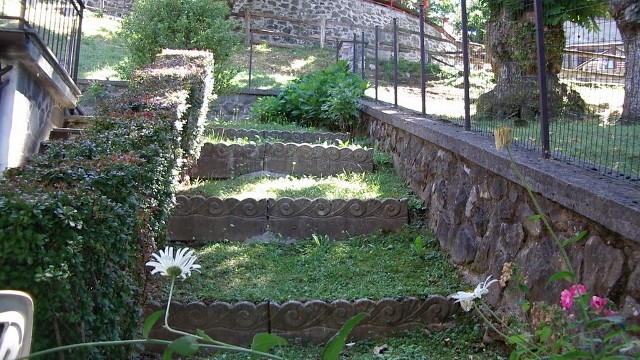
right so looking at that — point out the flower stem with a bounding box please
[21,338,283,359]
[162,275,282,359]
[478,302,543,358]
[506,147,574,277]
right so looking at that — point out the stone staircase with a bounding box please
[46,114,92,141]
[169,126,407,243]
[147,125,455,350]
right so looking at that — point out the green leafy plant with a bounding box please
[249,96,288,125]
[119,0,241,76]
[251,61,368,133]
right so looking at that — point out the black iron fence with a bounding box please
[0,0,84,81]
[242,3,636,182]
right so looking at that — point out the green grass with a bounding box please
[150,226,464,303]
[78,10,128,80]
[179,149,417,204]
[468,117,640,179]
[228,44,336,90]
[182,168,411,201]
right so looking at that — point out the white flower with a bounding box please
[146,246,201,280]
[450,276,498,312]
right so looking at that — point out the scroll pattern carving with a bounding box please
[144,296,454,347]
[169,197,408,242]
[209,127,349,144]
[190,142,374,179]
[268,198,407,219]
[173,196,266,218]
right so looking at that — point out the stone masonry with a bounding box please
[361,99,640,322]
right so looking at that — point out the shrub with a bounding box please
[119,0,241,75]
[0,50,213,359]
[250,96,288,124]
[252,61,368,133]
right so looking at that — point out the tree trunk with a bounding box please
[610,0,640,124]
[476,8,586,123]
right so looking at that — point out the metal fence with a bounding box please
[0,0,84,81]
[241,3,637,183]
[340,6,636,182]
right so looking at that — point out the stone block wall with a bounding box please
[190,142,374,179]
[361,100,640,321]
[0,61,64,173]
[144,296,453,348]
[208,89,278,121]
[232,0,456,62]
[168,196,408,242]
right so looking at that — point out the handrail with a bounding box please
[0,0,84,81]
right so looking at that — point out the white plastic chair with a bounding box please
[0,290,34,360]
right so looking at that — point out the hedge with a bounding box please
[0,50,214,358]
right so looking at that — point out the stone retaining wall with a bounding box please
[144,296,453,348]
[361,100,640,320]
[209,89,277,121]
[168,196,408,242]
[190,142,374,179]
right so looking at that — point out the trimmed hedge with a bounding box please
[0,50,214,358]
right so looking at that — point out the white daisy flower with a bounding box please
[449,276,498,312]
[146,246,201,280]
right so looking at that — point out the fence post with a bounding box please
[320,18,326,48]
[361,31,365,79]
[375,26,379,101]
[353,32,357,73]
[461,0,471,130]
[244,10,251,46]
[248,32,254,89]
[393,17,398,108]
[534,0,550,158]
[72,3,84,83]
[419,5,426,116]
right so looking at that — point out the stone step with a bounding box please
[143,295,454,349]
[63,115,94,129]
[168,196,408,243]
[190,142,374,179]
[48,127,83,141]
[208,127,350,145]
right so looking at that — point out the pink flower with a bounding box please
[560,284,588,310]
[604,309,617,317]
[590,296,607,313]
[569,284,587,297]
[561,289,574,309]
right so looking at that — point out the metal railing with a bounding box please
[240,4,636,182]
[338,7,636,183]
[1,0,84,81]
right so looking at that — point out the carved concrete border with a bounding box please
[189,142,373,179]
[168,196,408,243]
[143,295,454,349]
[209,127,350,144]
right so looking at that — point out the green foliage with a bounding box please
[251,61,368,133]
[482,0,608,29]
[0,113,180,358]
[120,0,241,75]
[151,226,465,303]
[249,96,288,124]
[0,51,212,359]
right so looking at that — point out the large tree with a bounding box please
[609,0,640,124]
[476,0,609,123]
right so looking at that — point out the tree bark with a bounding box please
[476,8,586,123]
[610,0,640,124]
